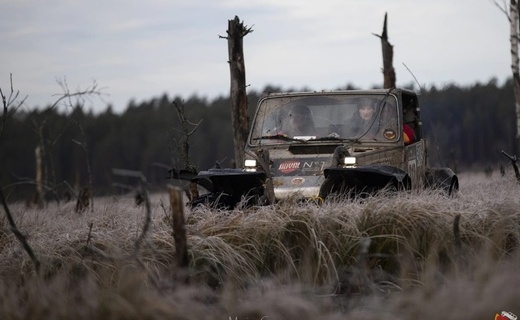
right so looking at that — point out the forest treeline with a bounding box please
[0,79,516,201]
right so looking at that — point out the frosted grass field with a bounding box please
[0,171,518,319]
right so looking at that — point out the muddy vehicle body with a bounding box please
[172,88,458,208]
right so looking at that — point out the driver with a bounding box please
[287,105,316,136]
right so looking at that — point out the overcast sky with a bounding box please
[0,0,512,113]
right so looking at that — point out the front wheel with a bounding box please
[448,176,459,196]
[424,167,458,196]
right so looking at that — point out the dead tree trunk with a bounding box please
[224,16,253,168]
[171,100,202,201]
[34,145,44,208]
[168,185,190,283]
[510,0,520,154]
[496,0,520,154]
[375,13,396,89]
[172,100,201,173]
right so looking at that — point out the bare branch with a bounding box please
[55,80,102,213]
[62,180,78,198]
[173,100,203,128]
[0,74,27,142]
[1,74,26,109]
[0,87,6,141]
[241,24,254,37]
[112,168,147,181]
[49,78,106,111]
[111,182,135,191]
[111,169,152,254]
[71,139,83,146]
[171,100,202,171]
[0,187,41,275]
[501,150,520,182]
[0,88,6,111]
[493,0,511,19]
[86,222,94,247]
[5,174,64,203]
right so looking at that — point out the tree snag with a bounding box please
[223,16,253,168]
[75,186,90,214]
[495,0,520,154]
[34,145,44,208]
[374,13,396,89]
[511,0,520,154]
[171,100,201,202]
[168,185,190,282]
[501,150,520,183]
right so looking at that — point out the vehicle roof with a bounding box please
[261,87,416,98]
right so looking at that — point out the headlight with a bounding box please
[344,157,356,167]
[244,159,257,171]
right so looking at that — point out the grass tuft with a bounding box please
[0,172,519,318]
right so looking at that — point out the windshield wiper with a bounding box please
[253,134,307,143]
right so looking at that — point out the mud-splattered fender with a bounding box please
[193,169,266,194]
[189,169,267,208]
[319,165,411,198]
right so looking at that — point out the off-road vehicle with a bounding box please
[170,88,458,208]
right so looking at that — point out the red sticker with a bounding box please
[279,161,300,174]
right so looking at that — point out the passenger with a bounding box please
[403,123,416,145]
[348,98,379,138]
[287,105,316,136]
[403,105,417,145]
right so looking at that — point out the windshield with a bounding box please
[249,93,399,145]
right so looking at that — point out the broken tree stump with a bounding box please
[501,150,520,183]
[168,185,190,280]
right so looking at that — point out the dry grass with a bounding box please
[0,172,519,319]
